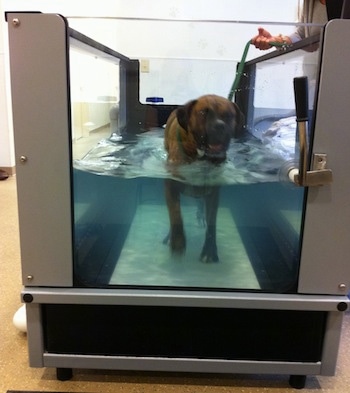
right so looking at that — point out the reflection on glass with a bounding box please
[71,23,320,294]
[70,47,120,160]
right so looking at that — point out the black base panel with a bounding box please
[43,304,326,363]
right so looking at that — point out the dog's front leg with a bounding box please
[165,179,186,255]
[200,187,219,263]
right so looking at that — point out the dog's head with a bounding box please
[176,94,244,163]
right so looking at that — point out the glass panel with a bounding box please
[70,20,320,292]
[245,47,320,140]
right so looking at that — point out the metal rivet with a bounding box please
[12,18,20,27]
[20,155,28,163]
[27,275,34,281]
[339,283,347,291]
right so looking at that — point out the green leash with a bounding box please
[228,39,289,101]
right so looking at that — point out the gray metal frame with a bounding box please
[7,13,73,287]
[24,288,347,375]
[299,19,350,295]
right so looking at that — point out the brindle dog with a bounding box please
[164,94,244,262]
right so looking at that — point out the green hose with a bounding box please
[228,39,252,101]
[228,39,289,101]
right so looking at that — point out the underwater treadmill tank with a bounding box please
[6,11,350,389]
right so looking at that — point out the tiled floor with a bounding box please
[1,175,349,392]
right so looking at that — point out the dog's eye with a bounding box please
[199,109,208,117]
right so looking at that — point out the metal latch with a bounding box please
[290,153,333,187]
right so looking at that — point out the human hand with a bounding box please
[251,28,273,50]
[251,27,291,50]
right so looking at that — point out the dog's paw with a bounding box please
[168,225,186,255]
[200,243,219,263]
[200,252,219,263]
[171,235,186,255]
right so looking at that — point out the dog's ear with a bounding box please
[176,99,197,131]
[231,102,245,138]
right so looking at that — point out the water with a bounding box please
[74,117,298,185]
[73,118,304,293]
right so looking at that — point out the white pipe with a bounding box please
[288,168,299,183]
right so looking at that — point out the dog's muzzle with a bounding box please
[197,120,231,161]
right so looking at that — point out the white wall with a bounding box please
[1,0,300,171]
[2,0,299,20]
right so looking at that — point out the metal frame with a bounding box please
[7,12,73,287]
[24,288,347,376]
[298,19,350,294]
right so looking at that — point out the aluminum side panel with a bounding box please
[299,20,350,294]
[8,13,73,286]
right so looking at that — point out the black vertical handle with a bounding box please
[293,76,309,186]
[294,77,309,122]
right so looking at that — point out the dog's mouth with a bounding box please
[195,124,231,162]
[208,143,225,154]
[197,143,227,160]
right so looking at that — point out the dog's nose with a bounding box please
[214,119,225,132]
[209,120,227,142]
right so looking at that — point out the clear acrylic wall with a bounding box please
[70,19,321,292]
